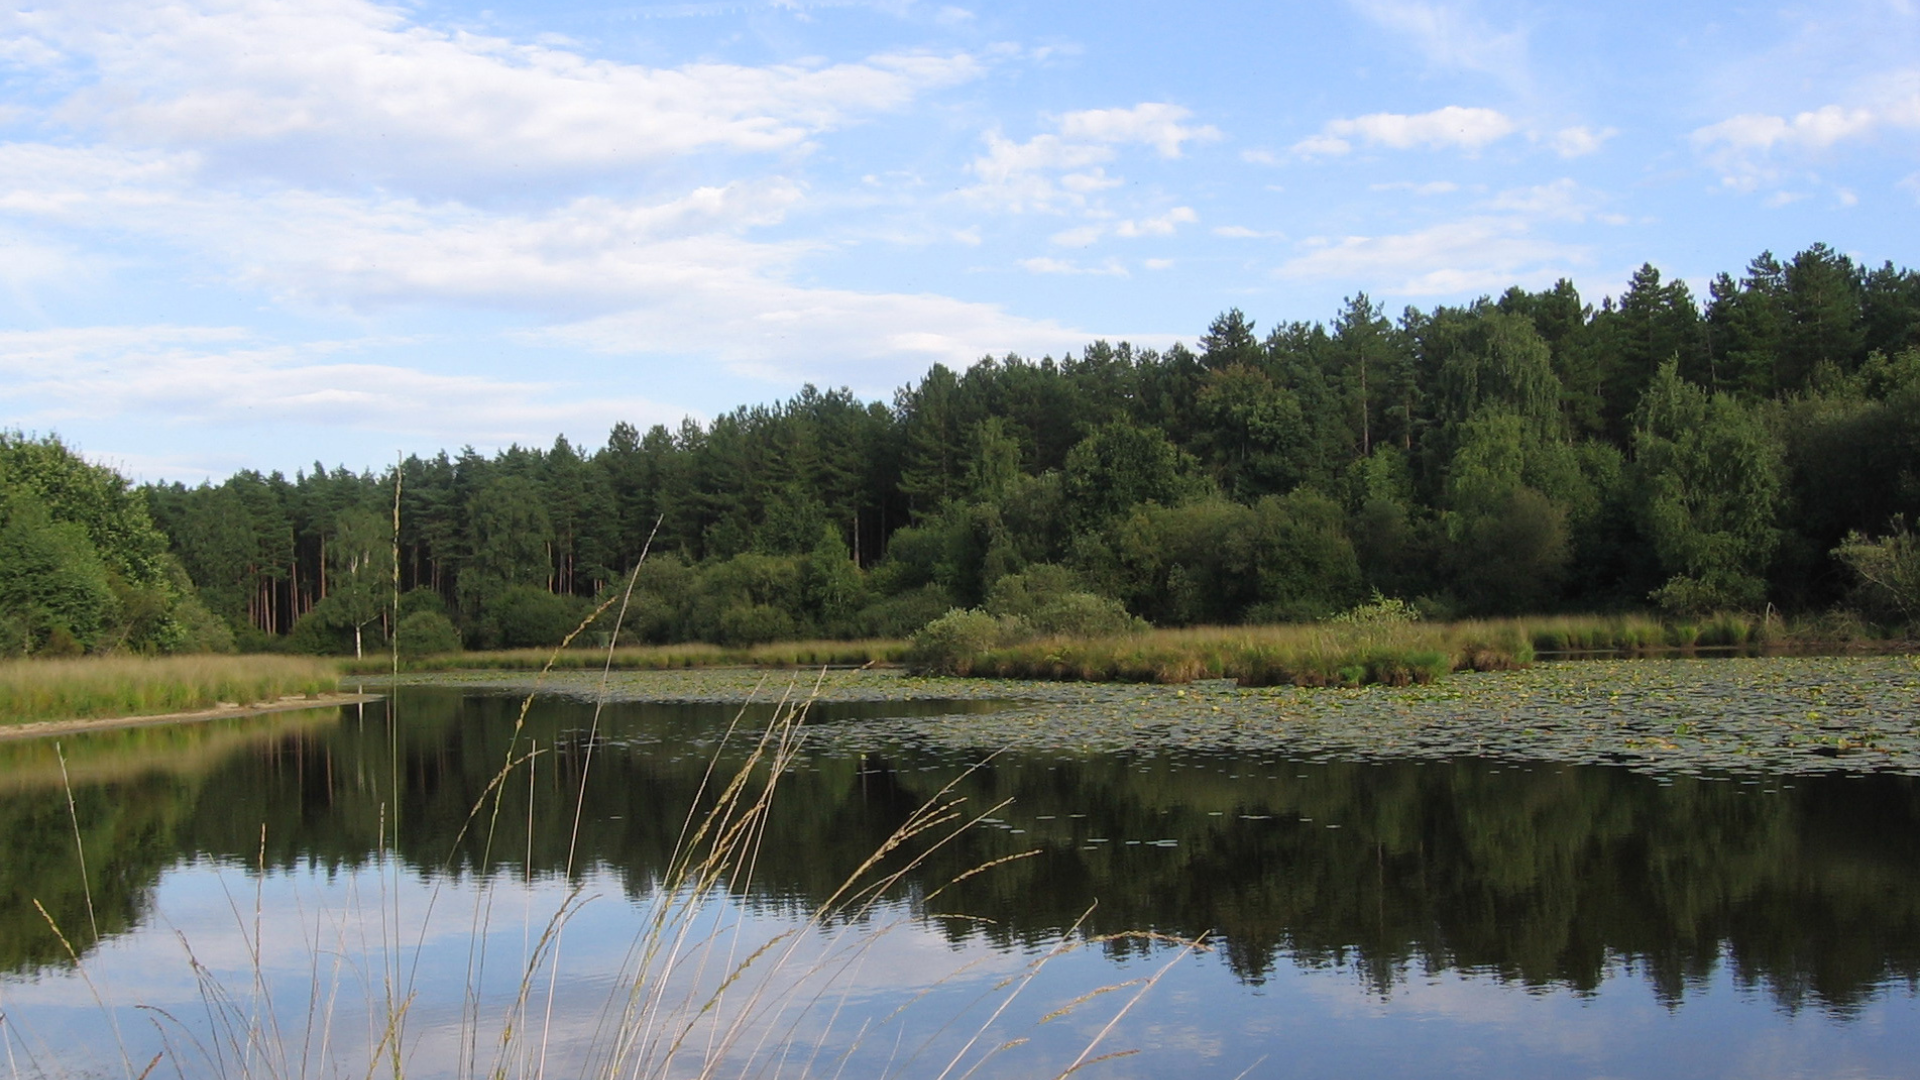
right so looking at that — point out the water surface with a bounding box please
[3,681,1918,1077]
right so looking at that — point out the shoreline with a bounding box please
[0,692,384,742]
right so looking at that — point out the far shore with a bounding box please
[0,693,384,742]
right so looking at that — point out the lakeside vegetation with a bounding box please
[0,655,337,725]
[3,243,1919,667]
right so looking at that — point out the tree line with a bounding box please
[7,242,1919,656]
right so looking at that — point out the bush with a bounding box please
[170,592,236,654]
[1330,589,1421,626]
[985,565,1144,637]
[716,603,797,647]
[286,609,358,655]
[485,585,589,649]
[905,609,1029,675]
[397,610,463,657]
[1834,520,1920,624]
[398,587,448,619]
[852,584,953,638]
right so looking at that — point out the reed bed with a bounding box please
[947,621,1524,687]
[338,637,909,676]
[914,612,1834,687]
[0,654,338,725]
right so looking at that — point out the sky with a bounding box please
[1,0,1915,483]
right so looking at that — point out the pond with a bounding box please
[4,660,1920,1078]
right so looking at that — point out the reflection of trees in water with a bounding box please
[7,688,1920,1017]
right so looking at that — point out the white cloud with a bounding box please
[1693,105,1879,153]
[542,280,1118,388]
[1549,125,1616,158]
[1690,85,1920,192]
[10,0,983,197]
[1017,256,1127,277]
[1293,106,1517,156]
[1345,0,1530,88]
[0,142,1131,394]
[963,103,1216,213]
[1113,207,1199,237]
[1276,217,1586,296]
[1142,258,1174,270]
[0,325,682,447]
[1049,224,1106,247]
[1368,180,1459,195]
[1047,207,1197,247]
[1212,225,1283,239]
[1482,178,1603,222]
[971,132,1114,182]
[1240,149,1279,165]
[1055,103,1221,158]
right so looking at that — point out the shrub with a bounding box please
[852,584,953,638]
[905,608,1028,675]
[486,585,589,649]
[1331,589,1422,626]
[397,610,463,657]
[716,603,797,647]
[1834,520,1920,624]
[984,566,1144,637]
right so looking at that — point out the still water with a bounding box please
[3,685,1919,1078]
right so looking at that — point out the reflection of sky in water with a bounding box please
[7,857,1920,1079]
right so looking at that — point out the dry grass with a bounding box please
[0,654,339,725]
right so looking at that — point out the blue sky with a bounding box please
[1,0,1915,482]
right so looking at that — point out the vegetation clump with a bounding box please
[0,433,230,657]
[0,654,337,724]
[907,566,1145,675]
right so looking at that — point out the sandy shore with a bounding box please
[0,693,384,742]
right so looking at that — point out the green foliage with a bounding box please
[904,608,1028,675]
[397,610,463,657]
[850,584,952,639]
[0,495,118,655]
[483,585,588,650]
[1331,589,1421,626]
[715,603,798,646]
[1832,520,1920,623]
[1063,420,1199,531]
[983,565,1145,637]
[1633,360,1784,612]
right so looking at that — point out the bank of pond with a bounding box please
[6,609,1905,732]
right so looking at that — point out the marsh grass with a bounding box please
[921,612,1840,687]
[0,654,338,725]
[338,638,909,677]
[948,622,1512,687]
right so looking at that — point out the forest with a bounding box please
[5,241,1920,656]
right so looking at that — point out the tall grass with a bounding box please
[338,637,909,676]
[0,654,339,725]
[912,611,1838,687]
[938,621,1523,687]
